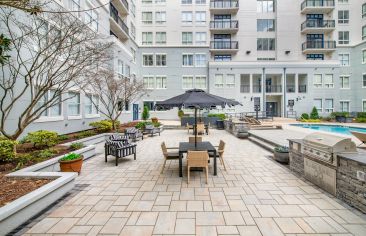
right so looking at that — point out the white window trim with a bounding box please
[155,53,167,67]
[314,98,323,113]
[363,99,366,112]
[35,116,64,123]
[155,75,167,89]
[194,75,207,89]
[67,90,81,120]
[194,53,206,67]
[182,53,194,67]
[340,75,351,89]
[85,94,100,119]
[142,53,154,67]
[339,100,351,112]
[363,73,366,88]
[313,74,323,88]
[324,74,334,88]
[362,48,366,64]
[339,53,350,67]
[182,75,194,89]
[214,74,224,88]
[143,75,155,89]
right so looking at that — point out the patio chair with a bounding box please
[187,151,209,184]
[189,136,202,143]
[125,127,144,141]
[351,131,366,147]
[144,124,161,137]
[196,123,205,135]
[161,142,180,173]
[209,140,226,171]
[186,123,193,134]
[105,139,137,166]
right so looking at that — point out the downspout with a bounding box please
[262,67,266,114]
[283,67,287,118]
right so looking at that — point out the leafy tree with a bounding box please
[142,106,150,121]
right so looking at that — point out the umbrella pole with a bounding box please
[195,107,197,148]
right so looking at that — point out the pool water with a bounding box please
[291,124,366,135]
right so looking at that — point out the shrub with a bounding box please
[135,121,151,129]
[178,109,184,119]
[90,120,112,132]
[274,146,289,153]
[70,142,84,150]
[310,106,319,119]
[330,112,349,118]
[357,112,366,118]
[142,106,150,120]
[300,113,309,120]
[322,116,332,122]
[356,118,366,123]
[25,130,59,148]
[0,137,17,162]
[208,113,226,120]
[59,153,81,162]
[37,149,57,159]
[57,134,69,142]
[75,130,96,139]
[153,122,162,127]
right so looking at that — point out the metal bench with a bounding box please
[105,135,137,166]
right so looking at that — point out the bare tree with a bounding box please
[0,8,113,140]
[85,69,145,131]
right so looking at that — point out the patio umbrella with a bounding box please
[155,89,241,146]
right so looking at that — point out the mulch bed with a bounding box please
[0,175,52,207]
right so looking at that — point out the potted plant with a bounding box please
[273,146,289,164]
[59,153,83,174]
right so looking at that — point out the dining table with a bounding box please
[178,141,217,177]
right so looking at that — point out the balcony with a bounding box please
[240,85,250,93]
[210,20,239,33]
[266,85,282,93]
[109,3,129,40]
[210,41,239,53]
[210,0,239,14]
[301,0,335,14]
[299,85,307,93]
[111,0,129,15]
[253,85,262,93]
[301,20,335,34]
[302,40,336,53]
[286,85,296,93]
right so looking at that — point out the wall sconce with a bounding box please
[250,97,253,101]
[285,50,291,54]
[246,51,251,54]
[65,123,68,127]
[82,121,85,125]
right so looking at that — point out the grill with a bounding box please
[302,132,357,166]
[302,133,357,195]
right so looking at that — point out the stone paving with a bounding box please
[23,129,366,236]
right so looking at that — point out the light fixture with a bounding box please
[246,51,251,54]
[285,50,291,54]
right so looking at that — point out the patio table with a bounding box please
[178,141,217,177]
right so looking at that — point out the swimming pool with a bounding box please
[290,124,366,135]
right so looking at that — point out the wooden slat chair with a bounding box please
[161,142,180,173]
[196,123,205,135]
[189,136,202,143]
[186,123,193,134]
[209,140,226,171]
[187,151,209,184]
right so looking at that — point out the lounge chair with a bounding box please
[187,151,209,184]
[160,142,180,173]
[125,127,144,141]
[144,125,161,137]
[209,140,226,171]
[189,136,202,143]
[351,131,366,147]
[105,137,136,166]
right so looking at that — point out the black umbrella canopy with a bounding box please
[155,89,241,110]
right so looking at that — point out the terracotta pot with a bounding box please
[59,156,83,174]
[273,151,289,164]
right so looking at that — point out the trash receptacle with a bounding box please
[216,120,224,130]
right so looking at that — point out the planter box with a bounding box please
[274,151,289,164]
[180,117,219,127]
[0,172,77,235]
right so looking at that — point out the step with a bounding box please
[248,136,276,153]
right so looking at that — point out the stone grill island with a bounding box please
[289,133,366,213]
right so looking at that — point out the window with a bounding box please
[257,38,275,51]
[182,54,194,66]
[156,0,166,3]
[125,65,130,77]
[85,94,99,115]
[131,23,136,39]
[196,0,206,3]
[257,57,276,61]
[37,90,62,117]
[156,11,166,24]
[363,50,366,64]
[339,53,350,66]
[340,101,350,112]
[314,99,323,112]
[195,76,206,89]
[156,54,167,66]
[142,12,153,24]
[68,92,80,116]
[324,74,334,88]
[142,32,153,45]
[214,55,231,61]
[195,32,206,45]
[196,12,206,24]
[143,76,155,89]
[85,9,98,31]
[257,19,275,32]
[313,74,322,88]
[182,11,193,24]
[131,48,136,63]
[338,10,349,24]
[257,0,275,13]
[307,54,324,60]
[156,76,167,89]
[182,32,193,45]
[118,60,124,75]
[215,74,224,88]
[182,76,194,89]
[340,76,350,89]
[226,74,235,88]
[363,100,366,112]
[195,54,206,67]
[325,99,334,113]
[143,54,154,66]
[363,26,366,40]
[338,31,349,45]
[182,0,192,4]
[338,0,348,3]
[142,0,153,3]
[363,74,366,87]
[143,101,154,111]
[363,3,366,18]
[131,2,136,16]
[156,32,166,44]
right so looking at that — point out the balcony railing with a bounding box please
[253,85,262,93]
[286,85,296,93]
[301,20,335,31]
[210,0,239,9]
[110,3,129,36]
[121,0,129,10]
[266,85,282,93]
[210,20,239,29]
[299,85,307,93]
[301,0,335,10]
[302,40,336,50]
[240,85,250,93]
[210,41,239,50]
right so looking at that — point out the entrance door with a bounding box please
[266,102,278,117]
[133,104,139,120]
